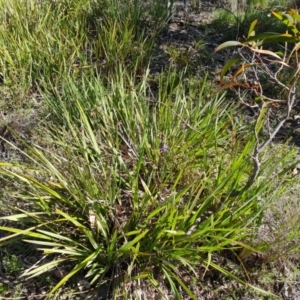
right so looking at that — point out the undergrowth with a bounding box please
[0,0,299,299]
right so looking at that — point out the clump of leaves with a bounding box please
[0,67,293,299]
[0,0,162,94]
[2,251,24,275]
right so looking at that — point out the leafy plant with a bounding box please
[0,0,163,96]
[2,251,23,275]
[216,8,300,183]
[0,1,299,299]
[215,6,300,266]
[0,67,289,298]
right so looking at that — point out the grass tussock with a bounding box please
[0,0,300,299]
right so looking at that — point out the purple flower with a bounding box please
[160,145,169,152]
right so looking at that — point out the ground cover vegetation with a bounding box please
[0,0,300,299]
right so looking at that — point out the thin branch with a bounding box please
[232,47,300,194]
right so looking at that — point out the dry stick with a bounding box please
[236,57,300,194]
[230,45,298,195]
